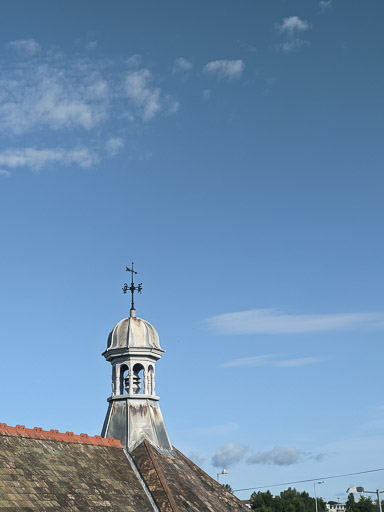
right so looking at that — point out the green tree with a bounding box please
[250,490,275,512]
[250,487,327,512]
[346,493,356,512]
[222,483,233,493]
[355,496,376,512]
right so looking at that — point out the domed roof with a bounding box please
[106,314,162,351]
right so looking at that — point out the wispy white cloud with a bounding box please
[203,59,244,80]
[0,63,108,134]
[105,137,124,157]
[0,44,178,132]
[7,38,41,56]
[247,446,323,466]
[173,57,193,73]
[206,308,384,335]
[124,69,179,121]
[0,147,97,171]
[126,54,142,68]
[278,16,311,35]
[86,40,98,49]
[221,354,324,368]
[0,169,11,177]
[279,39,311,54]
[0,41,179,170]
[212,442,248,468]
[276,16,311,54]
[319,0,333,12]
[273,357,324,368]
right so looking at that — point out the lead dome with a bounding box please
[106,314,162,351]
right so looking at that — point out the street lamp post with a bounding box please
[347,487,383,512]
[217,469,229,483]
[314,481,325,512]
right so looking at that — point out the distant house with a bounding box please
[327,503,346,512]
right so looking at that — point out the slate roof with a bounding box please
[0,424,154,511]
[132,440,248,512]
[0,423,247,511]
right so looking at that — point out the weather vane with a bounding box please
[122,262,142,312]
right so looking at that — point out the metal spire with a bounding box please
[122,262,142,315]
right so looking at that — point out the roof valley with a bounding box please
[132,440,180,512]
[123,447,161,512]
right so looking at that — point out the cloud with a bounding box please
[247,447,325,466]
[246,446,324,466]
[0,43,178,134]
[126,54,142,68]
[247,446,301,466]
[105,137,124,157]
[273,357,324,368]
[278,16,311,35]
[205,308,384,335]
[212,443,248,468]
[173,57,193,73]
[319,0,333,11]
[220,354,324,369]
[0,147,98,171]
[0,41,179,171]
[7,39,41,56]
[203,59,244,80]
[86,40,98,49]
[279,39,311,54]
[0,63,108,134]
[124,69,179,121]
[0,169,11,177]
[276,16,311,53]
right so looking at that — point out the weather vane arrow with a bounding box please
[122,262,142,314]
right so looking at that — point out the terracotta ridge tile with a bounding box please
[0,422,122,447]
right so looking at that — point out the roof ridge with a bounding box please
[0,422,122,447]
[143,440,180,512]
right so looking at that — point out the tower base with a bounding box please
[102,396,173,452]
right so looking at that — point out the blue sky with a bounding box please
[0,0,384,502]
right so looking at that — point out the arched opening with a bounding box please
[120,364,129,395]
[132,363,145,394]
[148,365,154,395]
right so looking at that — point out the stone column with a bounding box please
[128,364,134,395]
[112,365,117,396]
[144,368,149,395]
[151,370,155,396]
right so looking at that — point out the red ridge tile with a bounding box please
[0,422,122,447]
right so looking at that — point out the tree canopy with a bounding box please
[250,488,327,512]
[346,493,382,512]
